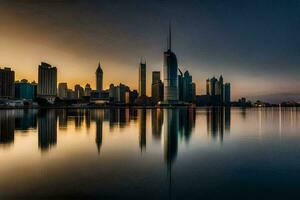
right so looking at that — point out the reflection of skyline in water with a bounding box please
[206,107,231,142]
[38,109,57,151]
[2,108,300,199]
[4,107,300,156]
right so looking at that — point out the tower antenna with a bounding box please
[168,21,172,51]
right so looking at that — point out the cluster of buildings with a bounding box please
[195,76,231,106]
[0,25,231,107]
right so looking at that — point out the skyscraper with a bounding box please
[139,60,146,96]
[151,71,164,104]
[163,24,178,103]
[218,75,224,103]
[182,70,193,102]
[178,69,195,102]
[96,62,103,92]
[224,83,231,106]
[0,67,15,98]
[206,79,210,95]
[58,83,68,99]
[37,62,57,101]
[209,77,218,96]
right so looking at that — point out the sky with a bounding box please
[0,0,299,101]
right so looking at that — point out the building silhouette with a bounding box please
[224,83,231,106]
[151,71,164,104]
[163,24,179,104]
[15,79,37,100]
[0,67,15,98]
[74,84,84,99]
[37,62,57,102]
[58,82,68,99]
[139,60,146,97]
[85,83,92,97]
[199,75,231,106]
[96,62,103,92]
[178,69,195,102]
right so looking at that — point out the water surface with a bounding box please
[0,108,300,199]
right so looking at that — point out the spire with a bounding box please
[97,62,103,73]
[168,21,172,51]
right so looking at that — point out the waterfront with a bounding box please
[0,107,300,199]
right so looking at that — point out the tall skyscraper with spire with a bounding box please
[96,62,103,92]
[139,59,146,96]
[163,23,178,103]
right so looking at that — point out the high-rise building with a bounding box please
[85,84,92,96]
[0,67,15,98]
[219,75,224,101]
[15,79,37,100]
[206,79,210,95]
[151,71,164,104]
[116,83,128,103]
[74,84,84,99]
[178,69,183,101]
[96,62,103,92]
[191,82,196,102]
[209,77,218,96]
[109,84,117,102]
[139,60,146,96]
[163,24,178,103]
[58,83,68,99]
[178,69,194,102]
[37,62,57,101]
[183,70,193,102]
[224,83,231,106]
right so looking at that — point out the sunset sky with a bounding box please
[0,0,299,101]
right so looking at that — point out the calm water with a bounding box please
[0,108,300,199]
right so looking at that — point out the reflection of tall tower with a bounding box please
[85,110,91,129]
[38,109,57,151]
[139,109,147,151]
[0,110,15,146]
[151,109,163,141]
[95,110,103,154]
[163,23,178,103]
[164,109,179,165]
[225,107,231,132]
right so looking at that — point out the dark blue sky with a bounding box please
[0,0,299,101]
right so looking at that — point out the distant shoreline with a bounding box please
[0,105,299,110]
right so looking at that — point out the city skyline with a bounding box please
[0,0,300,102]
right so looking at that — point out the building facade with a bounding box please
[37,62,57,101]
[58,83,68,99]
[224,83,231,106]
[0,67,15,98]
[139,61,146,96]
[163,25,178,103]
[151,71,164,104]
[15,79,37,100]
